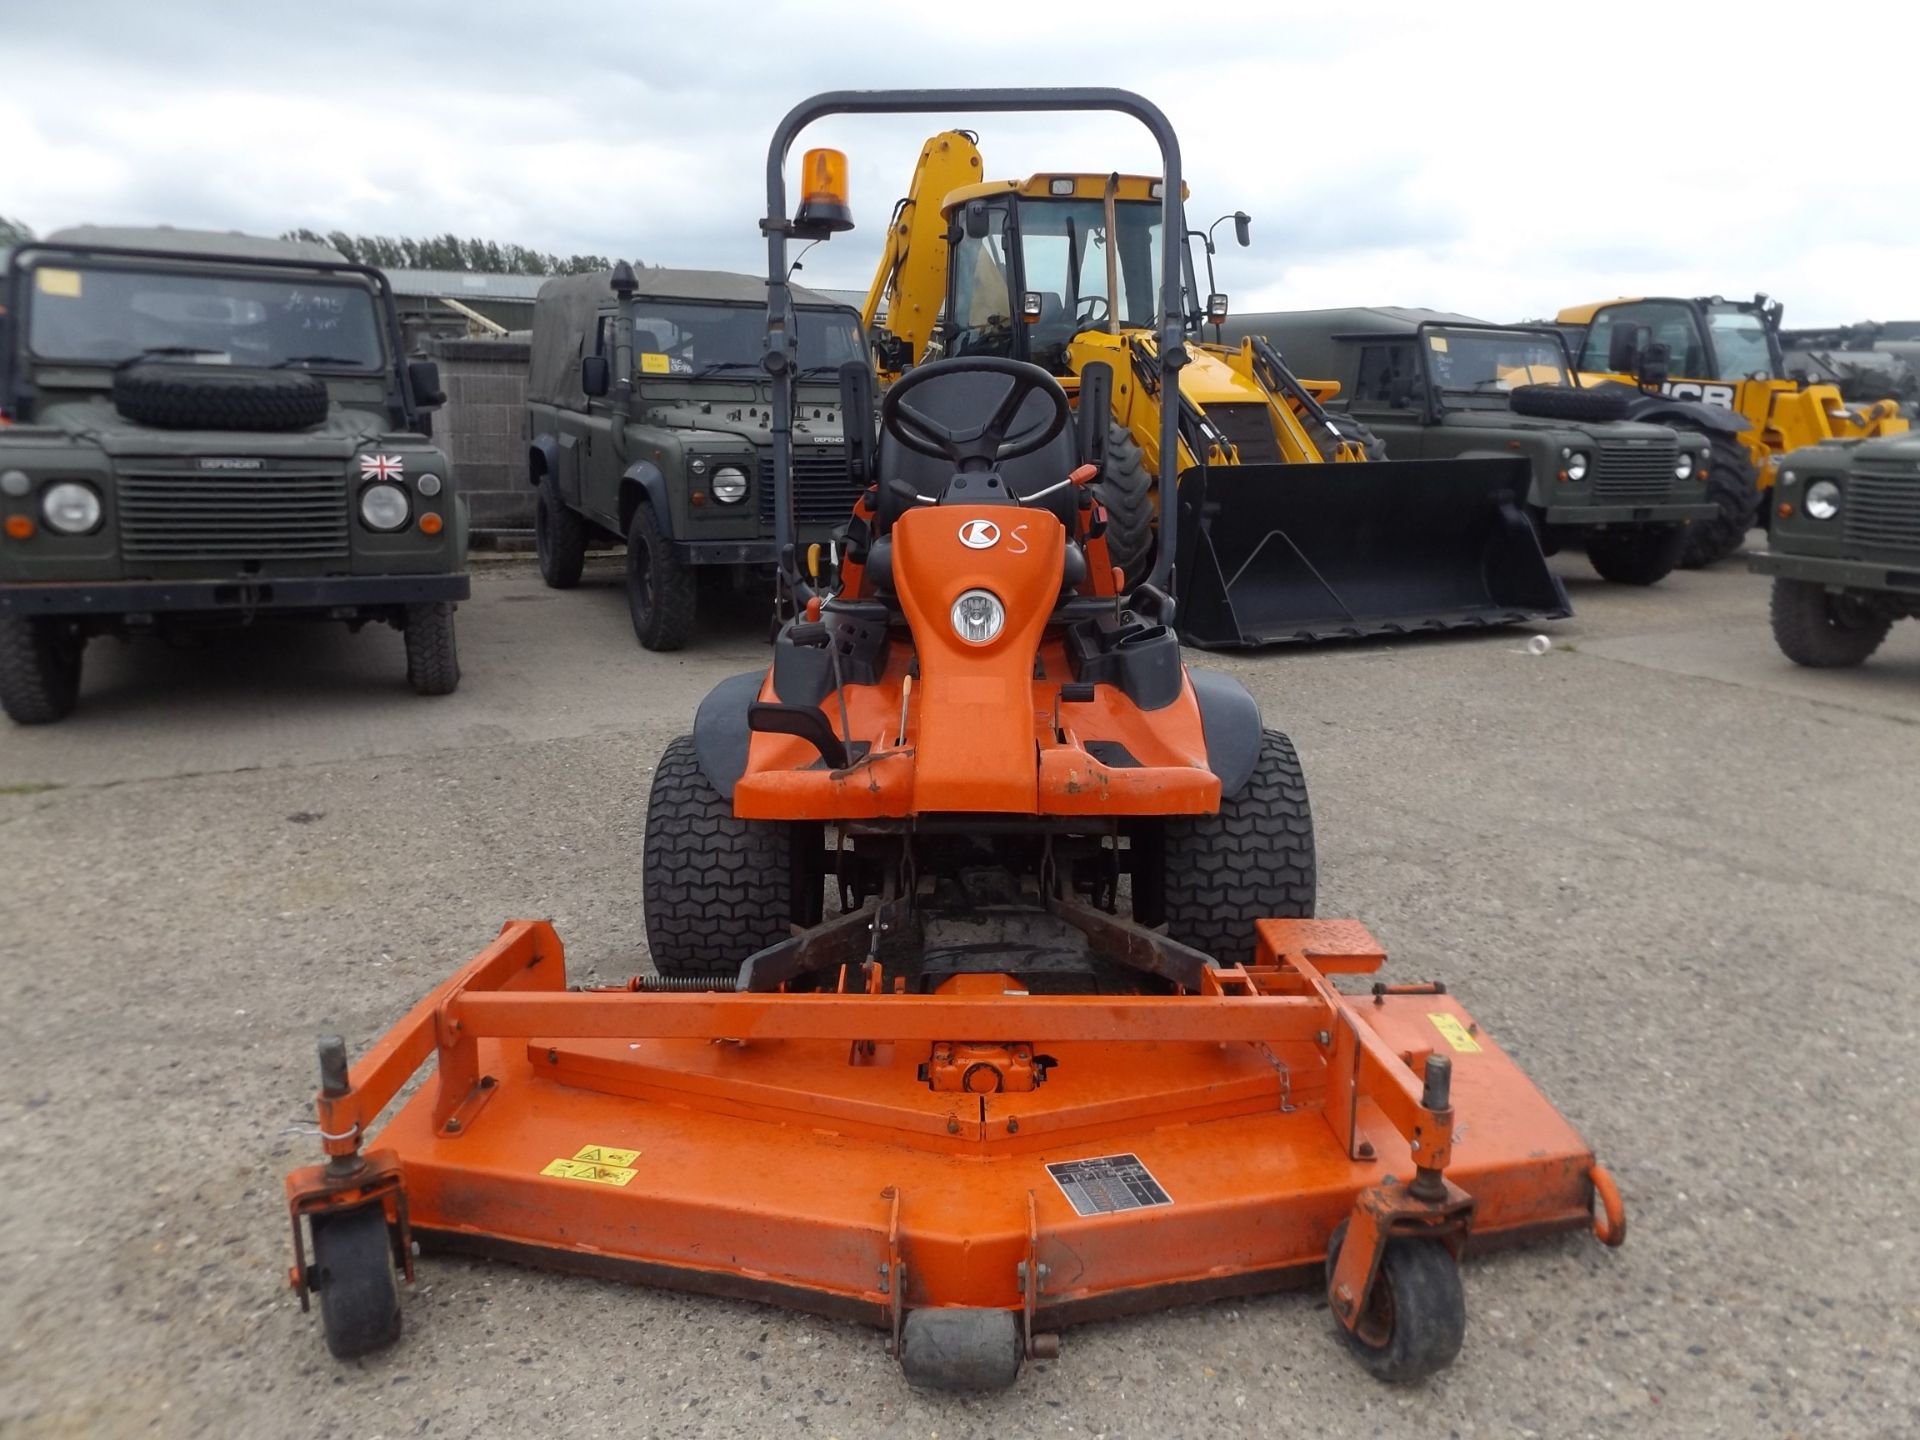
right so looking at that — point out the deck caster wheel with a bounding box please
[898,1308,1022,1391]
[310,1204,403,1360]
[1325,1221,1465,1383]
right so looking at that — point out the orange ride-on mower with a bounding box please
[284,88,1625,1389]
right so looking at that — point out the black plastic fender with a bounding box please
[691,671,764,799]
[621,460,674,538]
[528,433,560,486]
[1188,668,1264,797]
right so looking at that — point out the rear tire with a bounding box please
[1091,422,1154,587]
[1769,578,1893,668]
[311,1204,402,1361]
[1584,524,1685,586]
[402,603,460,696]
[626,504,696,651]
[1161,729,1315,961]
[534,471,588,589]
[1680,433,1761,568]
[643,734,796,977]
[0,616,84,725]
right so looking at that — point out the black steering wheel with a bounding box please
[1075,295,1109,326]
[880,356,1071,469]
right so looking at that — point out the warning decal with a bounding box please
[571,1145,639,1167]
[1429,1013,1483,1053]
[1046,1154,1171,1217]
[541,1158,638,1187]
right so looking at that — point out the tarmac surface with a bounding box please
[2,546,1916,1439]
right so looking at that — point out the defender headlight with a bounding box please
[950,588,1006,646]
[359,483,410,531]
[43,482,103,535]
[711,465,748,504]
[1675,452,1695,481]
[1565,451,1590,482]
[1804,480,1841,520]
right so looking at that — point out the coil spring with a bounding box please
[631,974,738,993]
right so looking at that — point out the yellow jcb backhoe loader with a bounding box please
[860,132,1567,645]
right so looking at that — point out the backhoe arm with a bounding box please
[863,130,985,384]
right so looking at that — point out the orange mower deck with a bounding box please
[287,917,1623,1381]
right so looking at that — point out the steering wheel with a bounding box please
[880,356,1071,469]
[1075,295,1110,326]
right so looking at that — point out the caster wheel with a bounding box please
[898,1308,1022,1391]
[1325,1221,1466,1383]
[311,1204,403,1360]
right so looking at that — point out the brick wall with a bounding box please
[432,337,531,531]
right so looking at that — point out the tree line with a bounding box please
[281,230,619,276]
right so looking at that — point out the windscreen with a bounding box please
[1426,328,1570,402]
[631,300,864,379]
[24,261,385,370]
[1015,198,1163,336]
[1706,303,1776,380]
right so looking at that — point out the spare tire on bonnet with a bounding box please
[1507,383,1632,424]
[112,364,330,432]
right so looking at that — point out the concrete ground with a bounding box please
[2,547,1916,1439]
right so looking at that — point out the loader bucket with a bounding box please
[1173,458,1570,647]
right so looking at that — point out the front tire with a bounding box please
[0,616,84,725]
[625,504,696,651]
[1161,729,1316,961]
[1585,525,1685,586]
[1769,578,1893,668]
[402,603,460,696]
[1680,432,1761,569]
[1091,422,1154,587]
[642,734,796,977]
[534,471,589,589]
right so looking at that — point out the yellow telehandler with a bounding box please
[859,132,1566,645]
[1556,294,1908,566]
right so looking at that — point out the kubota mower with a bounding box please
[284,88,1624,1390]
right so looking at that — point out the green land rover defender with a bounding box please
[1754,436,1920,666]
[526,266,864,650]
[1229,308,1716,586]
[0,227,467,723]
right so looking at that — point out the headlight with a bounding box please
[1565,451,1590,482]
[1804,480,1841,520]
[359,483,410,531]
[1674,452,1694,481]
[950,588,1006,646]
[42,482,102,535]
[415,472,443,498]
[710,465,748,504]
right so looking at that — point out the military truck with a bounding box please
[1752,435,1920,666]
[0,226,466,723]
[1229,309,1715,585]
[526,266,865,650]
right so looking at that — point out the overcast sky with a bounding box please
[7,1,1918,326]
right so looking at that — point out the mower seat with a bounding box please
[875,370,1081,532]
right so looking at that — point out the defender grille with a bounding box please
[758,445,856,530]
[117,462,349,561]
[1845,462,1920,552]
[1203,403,1284,465]
[1591,437,1679,502]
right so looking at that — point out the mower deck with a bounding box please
[287,917,1620,1381]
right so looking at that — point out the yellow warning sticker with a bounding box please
[541,1158,638,1186]
[1429,1013,1482,1053]
[571,1144,639,1168]
[640,352,671,374]
[36,268,83,298]
[1428,335,1449,352]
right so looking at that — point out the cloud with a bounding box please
[7,0,1919,324]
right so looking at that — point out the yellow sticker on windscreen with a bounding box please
[640,352,671,374]
[1428,335,1449,352]
[1429,1013,1482,1053]
[35,268,83,298]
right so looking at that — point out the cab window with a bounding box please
[1354,341,1421,406]
[1579,302,1709,378]
[946,206,1013,360]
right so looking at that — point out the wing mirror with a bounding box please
[581,354,611,398]
[1607,324,1647,375]
[1232,212,1251,247]
[963,201,993,240]
[407,358,445,409]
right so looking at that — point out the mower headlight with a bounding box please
[950,588,1006,646]
[359,482,410,532]
[1804,480,1841,520]
[42,482,102,535]
[1674,452,1694,481]
[711,465,749,504]
[1565,451,1590,482]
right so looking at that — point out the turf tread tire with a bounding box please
[1162,728,1315,960]
[1769,577,1893,668]
[112,364,329,432]
[0,617,83,725]
[643,734,795,977]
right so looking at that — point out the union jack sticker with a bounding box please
[359,453,405,482]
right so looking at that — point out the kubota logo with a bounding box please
[958,519,1001,549]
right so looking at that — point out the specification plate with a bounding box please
[1045,1153,1172,1216]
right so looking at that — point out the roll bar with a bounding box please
[763,88,1188,608]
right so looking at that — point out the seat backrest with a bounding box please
[875,369,1081,531]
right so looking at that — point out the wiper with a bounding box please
[113,345,223,370]
[271,354,364,369]
[795,364,845,378]
[691,361,763,378]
